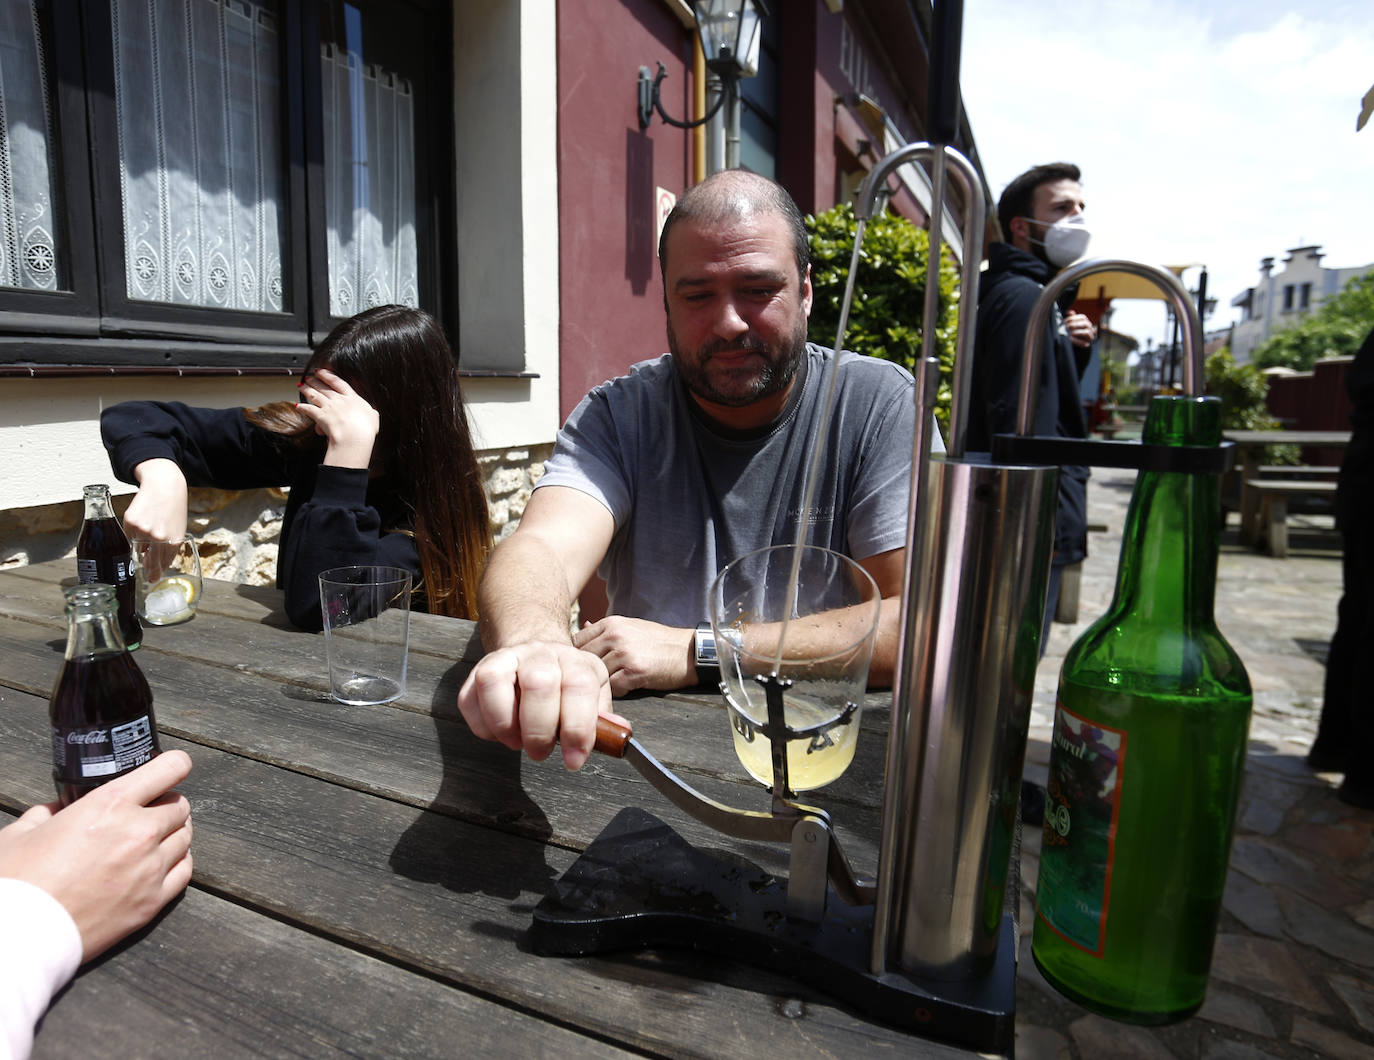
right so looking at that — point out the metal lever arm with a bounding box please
[595,716,797,843]
[593,717,874,905]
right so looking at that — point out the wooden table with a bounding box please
[0,560,972,1059]
[1222,429,1350,548]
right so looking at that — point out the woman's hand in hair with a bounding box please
[297,368,380,471]
[124,458,189,542]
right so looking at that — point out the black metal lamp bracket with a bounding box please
[637,61,728,130]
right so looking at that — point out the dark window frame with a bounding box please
[0,0,457,373]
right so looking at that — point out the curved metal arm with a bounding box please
[1016,259,1203,436]
[853,142,986,458]
[637,62,728,130]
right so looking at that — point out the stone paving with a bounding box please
[1012,466,1373,1060]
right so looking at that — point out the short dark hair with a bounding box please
[996,162,1082,240]
[657,170,810,286]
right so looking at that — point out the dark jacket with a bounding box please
[101,401,421,631]
[968,242,1090,565]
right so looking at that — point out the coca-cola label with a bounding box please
[51,714,155,780]
[76,557,130,586]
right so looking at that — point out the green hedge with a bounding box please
[1204,347,1297,464]
[806,203,961,429]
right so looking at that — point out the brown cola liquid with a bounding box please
[76,516,142,650]
[50,652,159,805]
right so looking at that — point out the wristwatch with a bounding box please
[694,622,720,685]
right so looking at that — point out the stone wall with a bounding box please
[0,444,552,580]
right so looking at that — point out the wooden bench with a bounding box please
[1227,465,1339,536]
[1256,464,1339,478]
[1243,478,1338,558]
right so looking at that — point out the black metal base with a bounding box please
[531,807,1016,1056]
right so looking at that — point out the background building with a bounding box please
[1228,245,1374,363]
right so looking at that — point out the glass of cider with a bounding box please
[709,545,880,793]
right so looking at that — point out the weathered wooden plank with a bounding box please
[0,565,479,720]
[0,610,885,874]
[0,691,968,1059]
[1,559,482,662]
[0,563,892,833]
[22,876,633,1059]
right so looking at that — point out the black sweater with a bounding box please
[968,242,1090,565]
[101,401,420,631]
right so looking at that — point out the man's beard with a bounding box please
[669,320,807,409]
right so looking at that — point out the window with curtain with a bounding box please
[112,0,287,312]
[0,0,64,293]
[320,2,419,316]
[0,0,452,369]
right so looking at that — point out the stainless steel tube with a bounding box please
[887,458,1058,980]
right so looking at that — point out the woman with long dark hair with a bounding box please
[101,305,490,629]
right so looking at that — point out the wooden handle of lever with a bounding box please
[593,715,632,759]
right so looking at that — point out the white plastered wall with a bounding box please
[450,0,561,456]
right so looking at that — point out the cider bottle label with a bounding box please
[51,714,156,781]
[1036,702,1129,956]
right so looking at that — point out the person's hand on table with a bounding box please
[0,751,194,962]
[457,642,623,770]
[573,616,695,696]
[1065,310,1097,349]
[296,367,380,470]
[124,458,189,542]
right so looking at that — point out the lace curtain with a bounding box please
[321,26,419,316]
[0,0,419,319]
[113,0,287,311]
[0,0,62,292]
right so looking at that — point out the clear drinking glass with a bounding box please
[319,565,412,705]
[709,545,881,792]
[131,537,203,626]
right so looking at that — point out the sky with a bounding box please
[959,0,1374,353]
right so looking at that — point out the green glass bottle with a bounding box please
[1031,396,1252,1024]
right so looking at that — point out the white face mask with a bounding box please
[1026,215,1092,267]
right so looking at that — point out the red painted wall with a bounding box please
[556,0,692,422]
[555,1,951,422]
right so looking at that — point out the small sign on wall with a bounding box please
[655,187,677,247]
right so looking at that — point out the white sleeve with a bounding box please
[0,879,83,1060]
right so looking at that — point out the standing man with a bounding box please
[1307,325,1374,810]
[967,162,1096,640]
[459,170,928,770]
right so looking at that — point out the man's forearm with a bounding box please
[868,596,902,687]
[476,533,578,650]
[728,596,902,689]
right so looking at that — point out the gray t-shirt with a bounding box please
[538,343,930,627]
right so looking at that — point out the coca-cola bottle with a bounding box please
[50,583,160,805]
[76,483,141,650]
